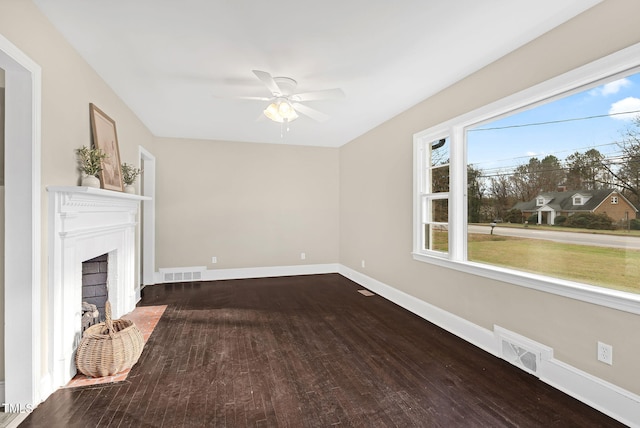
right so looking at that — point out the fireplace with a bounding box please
[81,254,109,332]
[47,186,148,389]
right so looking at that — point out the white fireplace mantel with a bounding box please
[47,186,149,389]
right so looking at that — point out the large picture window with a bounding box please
[413,44,640,314]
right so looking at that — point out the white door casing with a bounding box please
[0,33,42,407]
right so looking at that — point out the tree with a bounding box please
[488,172,513,220]
[511,159,540,202]
[430,139,450,193]
[467,165,484,223]
[565,149,607,190]
[613,118,640,206]
[509,155,565,203]
[538,155,564,192]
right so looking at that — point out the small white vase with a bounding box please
[124,184,136,194]
[81,175,100,188]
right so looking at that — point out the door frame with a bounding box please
[0,34,42,407]
[139,146,156,287]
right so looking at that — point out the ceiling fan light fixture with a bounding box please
[264,98,298,123]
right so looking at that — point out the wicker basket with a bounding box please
[75,302,144,377]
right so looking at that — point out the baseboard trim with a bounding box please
[202,263,340,281]
[541,358,639,427]
[38,373,53,407]
[338,264,640,427]
[155,263,340,283]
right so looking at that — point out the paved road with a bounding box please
[468,225,640,250]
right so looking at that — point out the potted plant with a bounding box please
[121,163,142,193]
[77,145,108,188]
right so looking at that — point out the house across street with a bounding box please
[512,188,638,226]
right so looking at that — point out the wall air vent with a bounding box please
[502,340,538,373]
[494,326,553,377]
[159,266,205,283]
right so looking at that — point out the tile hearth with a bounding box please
[65,305,166,388]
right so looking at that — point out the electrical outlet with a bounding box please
[211,256,217,264]
[597,341,613,365]
[300,252,306,260]
[361,260,366,268]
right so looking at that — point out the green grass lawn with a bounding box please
[467,234,640,294]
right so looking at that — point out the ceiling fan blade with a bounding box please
[237,96,272,101]
[291,88,345,102]
[252,70,282,96]
[292,103,330,122]
[211,94,272,101]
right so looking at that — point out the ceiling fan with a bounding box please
[246,70,344,123]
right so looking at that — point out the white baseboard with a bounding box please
[203,263,340,281]
[541,358,639,427]
[338,264,640,427]
[39,373,52,405]
[155,263,340,283]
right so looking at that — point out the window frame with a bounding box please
[413,42,640,315]
[415,136,453,256]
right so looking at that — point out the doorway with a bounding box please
[139,146,156,289]
[0,66,5,408]
[0,34,42,408]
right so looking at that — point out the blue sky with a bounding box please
[467,71,640,175]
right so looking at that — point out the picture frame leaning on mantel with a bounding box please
[89,103,124,192]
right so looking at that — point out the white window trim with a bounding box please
[413,42,640,315]
[415,135,453,255]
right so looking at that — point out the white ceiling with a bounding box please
[33,0,600,147]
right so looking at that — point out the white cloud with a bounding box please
[589,78,632,96]
[609,97,640,120]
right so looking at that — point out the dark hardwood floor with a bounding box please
[21,274,623,427]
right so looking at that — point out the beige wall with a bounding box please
[0,0,154,382]
[154,138,339,269]
[339,0,640,395]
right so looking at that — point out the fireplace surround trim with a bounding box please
[47,186,149,389]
